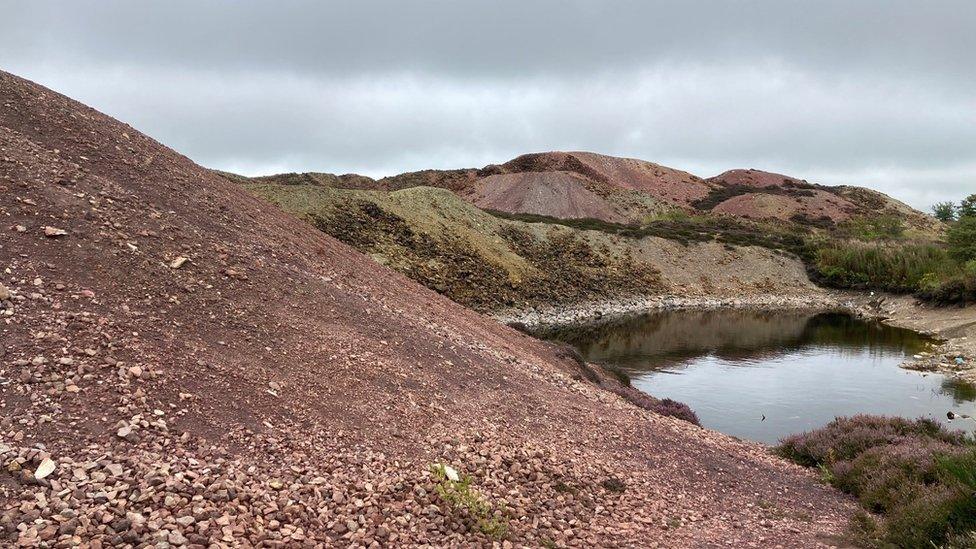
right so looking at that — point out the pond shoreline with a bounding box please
[493,291,976,383]
[494,292,855,328]
[536,307,970,443]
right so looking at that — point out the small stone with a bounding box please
[43,226,68,237]
[175,516,196,527]
[168,530,188,545]
[38,524,58,541]
[442,465,459,482]
[35,458,56,479]
[169,256,188,269]
[127,365,143,378]
[0,285,10,301]
[116,425,138,442]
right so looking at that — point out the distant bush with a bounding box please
[836,215,906,241]
[642,209,692,223]
[776,415,976,547]
[933,201,957,223]
[947,216,976,263]
[917,261,976,306]
[811,242,956,293]
[959,194,976,220]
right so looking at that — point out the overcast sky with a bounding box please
[2,1,974,209]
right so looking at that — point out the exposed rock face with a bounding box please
[0,70,852,546]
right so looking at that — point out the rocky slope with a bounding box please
[0,72,857,546]
[243,180,817,313]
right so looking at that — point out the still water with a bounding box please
[544,310,976,444]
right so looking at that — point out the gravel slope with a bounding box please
[0,71,853,547]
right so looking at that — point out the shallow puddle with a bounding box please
[543,310,976,444]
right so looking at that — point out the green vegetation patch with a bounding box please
[486,209,808,254]
[809,206,976,305]
[835,215,907,241]
[810,242,956,294]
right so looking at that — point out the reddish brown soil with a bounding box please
[0,71,853,547]
[707,169,805,189]
[705,169,860,222]
[497,151,712,206]
[466,171,629,223]
[712,190,857,223]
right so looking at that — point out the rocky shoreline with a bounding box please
[494,290,976,384]
[494,292,854,329]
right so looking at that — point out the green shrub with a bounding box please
[837,215,907,241]
[882,484,974,548]
[917,260,976,306]
[959,194,976,219]
[933,202,958,223]
[811,242,956,293]
[948,217,976,262]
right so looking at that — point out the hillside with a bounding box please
[701,169,940,233]
[0,72,854,546]
[258,151,941,236]
[242,181,819,313]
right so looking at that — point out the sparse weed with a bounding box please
[430,464,509,540]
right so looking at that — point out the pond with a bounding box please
[542,310,976,444]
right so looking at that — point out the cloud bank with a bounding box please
[2,1,973,209]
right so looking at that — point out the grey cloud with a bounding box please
[1,1,974,209]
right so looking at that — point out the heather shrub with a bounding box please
[834,439,958,513]
[776,416,976,547]
[650,398,700,426]
[776,415,959,466]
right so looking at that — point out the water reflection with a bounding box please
[542,310,976,444]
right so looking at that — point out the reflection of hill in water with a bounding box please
[549,311,931,371]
